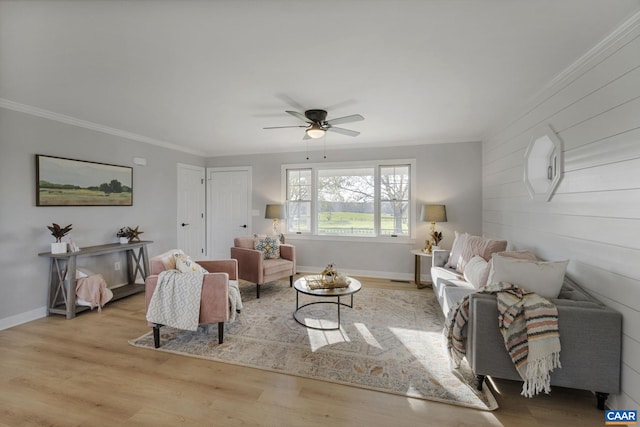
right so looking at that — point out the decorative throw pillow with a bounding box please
[463,256,489,289]
[455,235,508,273]
[174,253,208,273]
[254,236,280,259]
[483,250,538,287]
[490,255,569,299]
[445,231,469,270]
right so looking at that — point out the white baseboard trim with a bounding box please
[0,306,47,331]
[296,265,415,283]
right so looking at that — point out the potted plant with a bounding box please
[431,229,443,250]
[117,227,132,244]
[47,223,72,254]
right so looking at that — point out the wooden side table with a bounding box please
[410,249,432,289]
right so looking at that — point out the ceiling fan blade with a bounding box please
[286,110,314,124]
[326,114,364,126]
[327,126,360,137]
[263,125,307,129]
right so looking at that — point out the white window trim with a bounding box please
[281,159,417,244]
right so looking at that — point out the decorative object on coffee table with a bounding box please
[47,222,72,254]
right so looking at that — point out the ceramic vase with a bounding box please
[51,242,68,254]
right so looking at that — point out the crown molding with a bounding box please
[0,98,208,157]
[486,9,640,141]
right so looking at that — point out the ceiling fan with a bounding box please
[264,109,364,140]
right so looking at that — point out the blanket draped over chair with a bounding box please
[446,282,561,397]
[146,270,204,331]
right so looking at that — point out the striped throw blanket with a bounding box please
[446,282,561,397]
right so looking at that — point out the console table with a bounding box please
[39,241,152,319]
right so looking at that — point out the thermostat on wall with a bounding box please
[133,157,147,166]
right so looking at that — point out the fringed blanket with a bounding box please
[228,280,242,322]
[146,270,204,331]
[446,282,561,397]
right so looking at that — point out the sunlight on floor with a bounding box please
[304,320,350,352]
[353,322,382,349]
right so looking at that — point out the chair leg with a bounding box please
[153,324,162,348]
[256,284,261,299]
[290,275,293,287]
[218,322,224,344]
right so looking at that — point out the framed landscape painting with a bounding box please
[36,155,133,206]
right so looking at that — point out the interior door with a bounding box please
[177,163,206,258]
[207,167,251,259]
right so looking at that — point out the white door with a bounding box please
[177,164,206,258]
[207,167,251,259]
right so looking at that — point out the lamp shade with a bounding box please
[420,204,447,223]
[265,204,284,219]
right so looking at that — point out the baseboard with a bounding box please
[0,306,47,331]
[296,265,415,283]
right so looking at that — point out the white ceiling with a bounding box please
[1,0,639,157]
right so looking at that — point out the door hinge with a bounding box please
[201,178,204,184]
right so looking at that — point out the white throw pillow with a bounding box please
[463,256,489,289]
[175,254,208,273]
[446,231,469,270]
[490,255,569,299]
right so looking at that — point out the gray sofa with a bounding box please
[431,249,622,409]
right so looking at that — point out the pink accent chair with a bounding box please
[230,237,296,298]
[145,250,238,348]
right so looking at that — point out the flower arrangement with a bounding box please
[431,229,443,245]
[47,223,72,242]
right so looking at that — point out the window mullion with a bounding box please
[374,165,381,237]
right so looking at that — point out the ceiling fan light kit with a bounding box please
[306,123,326,139]
[265,109,364,140]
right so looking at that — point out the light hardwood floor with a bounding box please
[0,277,609,426]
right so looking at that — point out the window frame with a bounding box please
[281,159,417,243]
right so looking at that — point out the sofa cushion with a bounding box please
[447,232,507,273]
[463,256,489,289]
[483,250,538,288]
[490,255,569,299]
[431,266,475,315]
[445,231,469,270]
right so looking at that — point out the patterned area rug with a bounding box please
[129,279,498,411]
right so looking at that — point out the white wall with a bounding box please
[207,141,483,279]
[0,108,204,328]
[482,16,640,410]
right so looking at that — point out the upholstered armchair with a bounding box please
[145,250,238,348]
[231,236,296,298]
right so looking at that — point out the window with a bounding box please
[284,160,414,239]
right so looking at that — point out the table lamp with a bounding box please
[420,204,447,253]
[265,204,284,237]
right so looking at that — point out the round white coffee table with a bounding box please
[293,276,362,331]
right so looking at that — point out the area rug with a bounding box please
[129,279,498,411]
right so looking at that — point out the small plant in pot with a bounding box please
[117,227,133,244]
[47,223,72,254]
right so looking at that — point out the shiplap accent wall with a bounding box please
[482,13,640,411]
